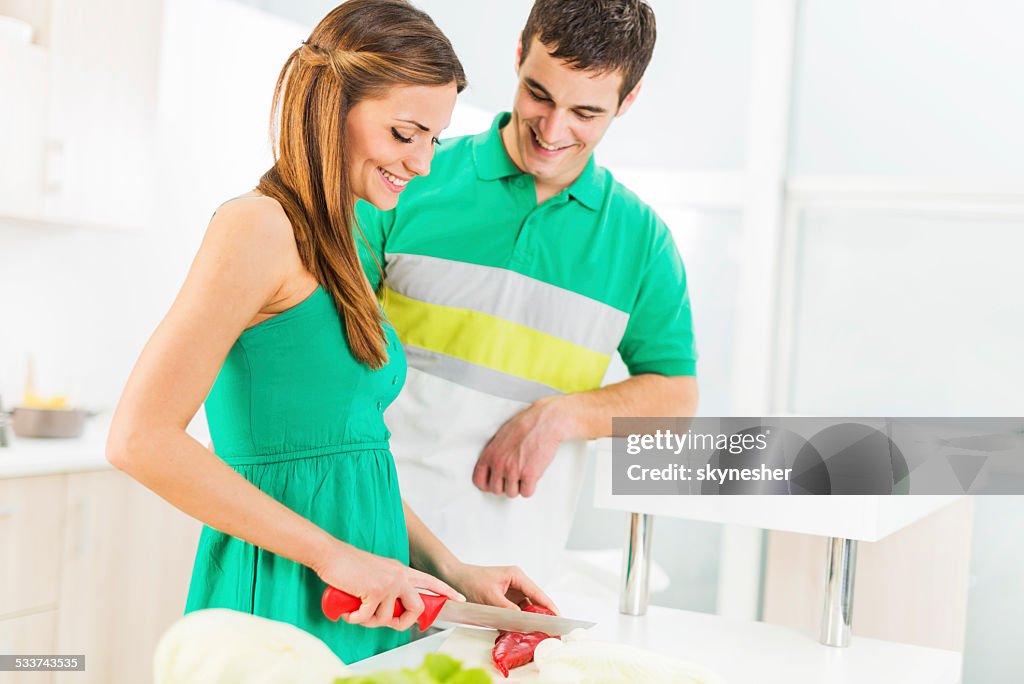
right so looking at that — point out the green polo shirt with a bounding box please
[356,112,696,402]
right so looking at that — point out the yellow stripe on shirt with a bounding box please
[383,288,610,394]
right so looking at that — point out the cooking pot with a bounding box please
[8,407,90,438]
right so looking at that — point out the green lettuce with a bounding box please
[335,653,490,684]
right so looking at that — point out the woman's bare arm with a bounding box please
[107,199,457,628]
[107,199,337,565]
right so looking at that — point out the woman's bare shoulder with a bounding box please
[200,194,316,310]
[175,197,293,302]
[208,194,293,244]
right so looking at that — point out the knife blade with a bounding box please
[435,599,594,635]
[321,586,594,635]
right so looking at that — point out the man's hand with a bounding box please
[472,398,568,498]
[471,376,697,499]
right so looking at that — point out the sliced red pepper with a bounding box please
[491,605,559,678]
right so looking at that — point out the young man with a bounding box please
[356,0,698,583]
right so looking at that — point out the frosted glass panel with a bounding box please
[790,0,1024,176]
[788,208,1024,415]
[963,497,1024,683]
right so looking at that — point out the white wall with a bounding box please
[0,219,170,411]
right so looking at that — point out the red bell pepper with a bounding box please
[491,605,559,678]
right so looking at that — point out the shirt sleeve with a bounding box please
[618,223,698,377]
[354,199,394,290]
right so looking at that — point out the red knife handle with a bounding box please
[321,586,447,632]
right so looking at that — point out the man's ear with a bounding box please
[616,79,644,117]
[514,32,523,75]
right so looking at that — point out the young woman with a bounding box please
[108,0,553,664]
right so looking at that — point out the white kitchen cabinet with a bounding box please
[0,40,48,220]
[54,469,200,684]
[0,610,58,684]
[41,0,162,229]
[0,0,162,229]
[1,0,307,230]
[0,475,65,618]
[0,463,200,684]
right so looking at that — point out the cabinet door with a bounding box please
[42,0,163,228]
[0,475,65,618]
[0,610,58,684]
[54,470,200,684]
[0,41,48,220]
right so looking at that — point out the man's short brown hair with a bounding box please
[519,0,657,104]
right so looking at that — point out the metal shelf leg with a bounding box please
[820,536,858,647]
[620,512,654,616]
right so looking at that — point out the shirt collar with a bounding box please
[471,112,605,211]
[471,112,521,181]
[565,155,602,211]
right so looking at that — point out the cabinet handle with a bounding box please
[43,138,66,195]
[0,504,20,518]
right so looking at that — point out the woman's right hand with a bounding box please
[315,542,465,631]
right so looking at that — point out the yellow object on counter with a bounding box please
[22,391,69,410]
[22,355,69,409]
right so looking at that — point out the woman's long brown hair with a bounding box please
[258,0,465,369]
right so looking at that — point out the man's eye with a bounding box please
[391,127,413,144]
[575,112,595,121]
[527,89,550,102]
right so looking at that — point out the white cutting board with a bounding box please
[437,627,542,682]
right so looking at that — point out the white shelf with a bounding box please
[592,440,962,541]
[350,593,962,683]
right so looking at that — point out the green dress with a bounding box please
[185,285,410,664]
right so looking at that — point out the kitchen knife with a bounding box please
[322,587,594,634]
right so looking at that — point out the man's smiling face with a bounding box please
[502,37,639,197]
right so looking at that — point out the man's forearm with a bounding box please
[545,374,698,441]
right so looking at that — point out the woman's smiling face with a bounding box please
[345,82,457,211]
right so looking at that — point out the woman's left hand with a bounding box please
[444,562,559,614]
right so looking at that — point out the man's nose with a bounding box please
[538,109,569,144]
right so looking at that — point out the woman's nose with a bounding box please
[404,143,433,178]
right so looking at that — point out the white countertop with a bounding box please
[0,415,113,479]
[0,411,211,479]
[350,593,962,683]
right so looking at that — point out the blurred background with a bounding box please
[1,0,1022,681]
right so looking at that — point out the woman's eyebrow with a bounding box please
[396,118,430,132]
